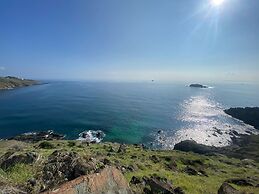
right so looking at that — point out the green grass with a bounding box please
[0,140,259,194]
[5,164,34,184]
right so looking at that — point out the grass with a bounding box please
[0,140,259,194]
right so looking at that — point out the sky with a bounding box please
[0,0,259,83]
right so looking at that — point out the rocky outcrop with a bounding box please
[143,176,184,194]
[224,107,259,130]
[0,76,39,90]
[42,150,96,189]
[0,151,39,170]
[9,131,64,143]
[218,183,243,194]
[42,166,133,194]
[174,140,217,154]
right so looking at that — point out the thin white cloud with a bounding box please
[0,66,5,71]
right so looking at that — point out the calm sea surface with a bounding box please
[0,81,259,148]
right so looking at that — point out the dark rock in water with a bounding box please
[41,167,133,194]
[9,130,64,143]
[218,182,243,194]
[42,150,96,189]
[0,151,39,170]
[224,107,259,130]
[189,84,208,88]
[174,140,216,154]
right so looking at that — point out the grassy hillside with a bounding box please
[0,140,258,194]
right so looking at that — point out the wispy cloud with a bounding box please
[0,66,5,71]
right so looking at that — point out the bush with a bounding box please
[38,141,55,149]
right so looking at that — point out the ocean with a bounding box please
[0,81,259,148]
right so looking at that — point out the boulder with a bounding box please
[226,178,255,187]
[42,151,95,189]
[218,183,243,194]
[143,176,183,194]
[41,166,133,194]
[0,151,39,170]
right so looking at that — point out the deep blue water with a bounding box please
[0,81,259,148]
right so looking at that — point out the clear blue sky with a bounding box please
[0,0,258,82]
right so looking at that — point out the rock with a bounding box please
[189,84,208,88]
[143,176,175,194]
[127,164,138,172]
[224,107,259,130]
[102,158,111,165]
[42,150,95,189]
[118,144,127,153]
[183,166,198,176]
[130,176,142,185]
[9,130,64,143]
[167,160,178,171]
[174,187,185,194]
[28,178,37,187]
[226,178,254,186]
[0,151,39,170]
[174,140,216,154]
[218,182,243,194]
[41,166,133,194]
[150,155,160,163]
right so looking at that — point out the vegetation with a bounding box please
[0,140,258,194]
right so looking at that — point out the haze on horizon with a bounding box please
[0,0,258,83]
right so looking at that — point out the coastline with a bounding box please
[0,107,259,193]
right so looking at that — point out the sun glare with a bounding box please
[211,0,225,6]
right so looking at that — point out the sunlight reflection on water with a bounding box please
[156,95,258,149]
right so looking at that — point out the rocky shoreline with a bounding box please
[0,107,259,193]
[174,107,259,162]
[0,76,39,90]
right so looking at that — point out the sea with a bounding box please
[0,81,259,149]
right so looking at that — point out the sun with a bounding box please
[211,0,225,6]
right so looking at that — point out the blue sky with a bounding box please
[0,0,258,82]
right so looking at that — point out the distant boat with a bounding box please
[151,80,154,82]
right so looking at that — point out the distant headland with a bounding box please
[0,76,39,90]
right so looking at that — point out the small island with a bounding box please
[0,76,39,90]
[189,84,208,88]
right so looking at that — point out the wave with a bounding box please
[77,130,105,143]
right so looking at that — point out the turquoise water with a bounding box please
[0,81,259,148]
